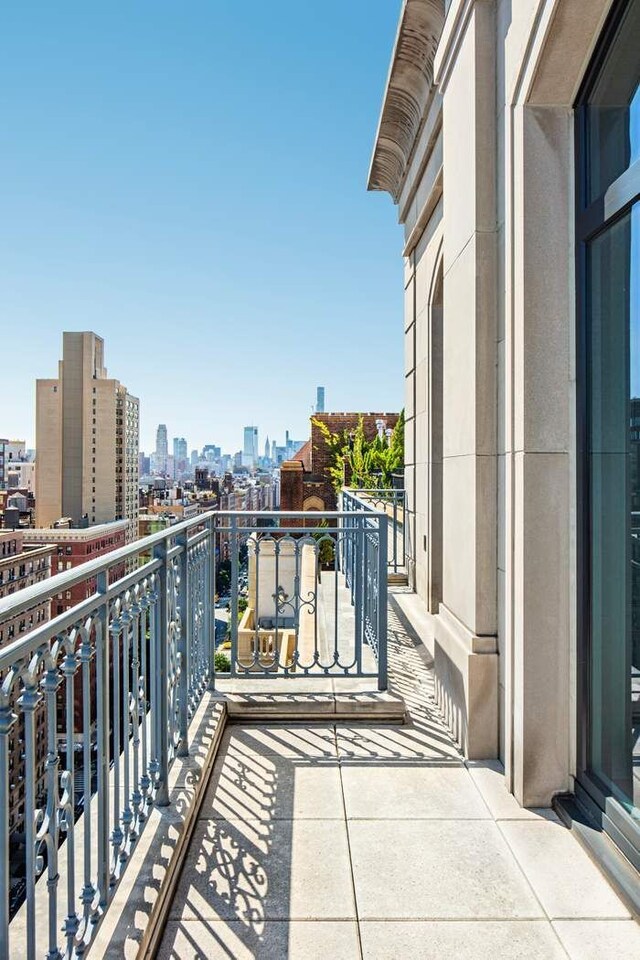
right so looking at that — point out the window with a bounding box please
[576,0,640,859]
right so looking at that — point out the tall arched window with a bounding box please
[576,0,640,858]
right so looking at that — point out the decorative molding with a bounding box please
[402,167,443,257]
[367,0,446,201]
[433,0,475,94]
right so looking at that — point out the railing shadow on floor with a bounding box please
[156,725,341,959]
[82,696,226,960]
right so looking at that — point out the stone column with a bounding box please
[433,0,499,759]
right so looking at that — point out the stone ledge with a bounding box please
[225,690,406,723]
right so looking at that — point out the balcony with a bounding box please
[0,498,399,958]
[0,496,634,959]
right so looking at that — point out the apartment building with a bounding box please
[0,531,54,835]
[25,520,128,615]
[35,332,139,542]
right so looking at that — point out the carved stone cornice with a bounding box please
[367,0,445,201]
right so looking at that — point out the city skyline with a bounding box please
[0,2,402,455]
[5,356,383,455]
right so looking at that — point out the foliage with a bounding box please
[312,411,404,494]
[216,559,231,595]
[214,652,231,673]
[238,596,248,614]
[310,519,335,568]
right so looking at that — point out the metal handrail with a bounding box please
[342,488,406,574]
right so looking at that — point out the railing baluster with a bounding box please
[109,611,124,874]
[41,656,63,960]
[148,576,160,805]
[95,575,110,915]
[79,626,95,944]
[154,543,170,807]
[354,516,363,674]
[20,673,41,960]
[120,603,132,856]
[177,534,189,758]
[61,644,79,958]
[377,514,388,691]
[0,694,16,959]
[129,594,142,840]
[230,516,239,676]
[139,591,151,819]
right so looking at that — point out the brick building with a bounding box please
[280,413,400,514]
[25,520,128,615]
[0,531,55,835]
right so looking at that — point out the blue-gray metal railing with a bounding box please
[216,510,387,688]
[0,513,215,960]
[342,488,406,574]
[0,505,387,959]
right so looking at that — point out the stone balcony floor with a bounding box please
[154,599,640,960]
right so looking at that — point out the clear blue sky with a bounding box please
[0,1,403,455]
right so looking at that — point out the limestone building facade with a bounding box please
[370,0,640,878]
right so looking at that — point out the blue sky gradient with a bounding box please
[0,1,402,454]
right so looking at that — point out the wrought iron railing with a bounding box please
[342,488,406,574]
[0,506,387,959]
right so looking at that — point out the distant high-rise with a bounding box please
[36,331,139,542]
[316,386,325,413]
[173,437,187,461]
[155,424,168,474]
[243,426,258,466]
[172,437,188,480]
[264,435,271,460]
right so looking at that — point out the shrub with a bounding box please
[214,652,231,673]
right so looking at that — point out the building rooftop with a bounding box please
[25,519,129,541]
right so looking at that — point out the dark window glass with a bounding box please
[586,203,639,815]
[586,0,640,202]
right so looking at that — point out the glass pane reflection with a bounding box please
[586,0,640,202]
[588,203,639,816]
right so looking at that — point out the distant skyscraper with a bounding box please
[264,435,270,460]
[173,437,187,461]
[316,386,325,413]
[243,426,258,465]
[155,424,168,474]
[35,331,139,542]
[271,439,277,461]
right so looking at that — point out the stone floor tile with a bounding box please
[499,820,631,919]
[553,919,640,959]
[336,722,461,761]
[169,818,356,922]
[466,761,561,821]
[202,752,344,820]
[359,920,568,959]
[158,919,361,959]
[222,724,338,759]
[348,820,544,920]
[341,762,491,819]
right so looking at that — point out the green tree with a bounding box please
[312,412,404,494]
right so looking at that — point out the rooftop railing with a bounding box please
[342,487,406,574]
[0,505,387,959]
